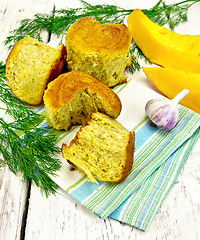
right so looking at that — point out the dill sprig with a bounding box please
[0,0,199,196]
[0,62,61,196]
[0,121,61,196]
[4,0,199,73]
[128,44,153,73]
[0,63,43,128]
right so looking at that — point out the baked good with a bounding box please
[6,35,66,105]
[62,112,135,183]
[43,71,122,131]
[65,17,132,87]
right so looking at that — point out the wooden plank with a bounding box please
[0,1,54,239]
[0,2,29,239]
[0,0,53,61]
[24,0,200,239]
[1,0,200,239]
[25,185,138,240]
[24,152,200,240]
[0,167,29,240]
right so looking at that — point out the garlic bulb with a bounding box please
[145,89,189,130]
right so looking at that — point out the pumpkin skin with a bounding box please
[127,9,200,74]
[143,67,200,114]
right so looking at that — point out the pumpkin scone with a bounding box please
[43,71,122,131]
[6,35,66,105]
[62,112,135,183]
[65,17,132,87]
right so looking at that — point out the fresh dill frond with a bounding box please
[0,121,61,196]
[0,63,61,196]
[144,0,198,30]
[128,44,152,73]
[4,13,52,50]
[4,0,199,73]
[5,0,198,48]
[1,0,199,196]
[4,1,133,48]
[0,63,44,128]
[0,62,5,74]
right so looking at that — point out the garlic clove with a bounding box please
[145,99,179,130]
[145,89,189,130]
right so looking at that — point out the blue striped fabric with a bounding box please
[45,79,200,230]
[63,106,200,230]
[113,127,200,230]
[67,119,157,202]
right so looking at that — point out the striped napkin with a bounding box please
[49,79,200,231]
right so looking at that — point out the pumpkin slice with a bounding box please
[127,9,200,74]
[143,67,200,114]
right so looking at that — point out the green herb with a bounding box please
[128,44,152,73]
[0,65,41,127]
[0,0,198,196]
[142,0,197,29]
[0,62,61,196]
[4,0,199,72]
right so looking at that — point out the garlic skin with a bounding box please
[145,89,189,130]
[145,98,179,130]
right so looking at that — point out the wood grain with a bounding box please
[0,1,53,239]
[0,167,28,240]
[0,0,200,240]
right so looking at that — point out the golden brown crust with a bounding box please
[65,17,132,87]
[66,17,132,56]
[62,143,68,157]
[46,44,66,85]
[115,131,135,182]
[62,112,135,183]
[6,35,66,105]
[35,45,66,105]
[43,71,122,116]
[6,38,24,89]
